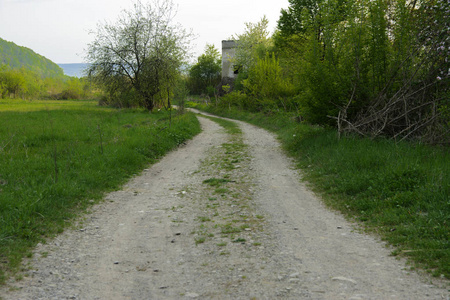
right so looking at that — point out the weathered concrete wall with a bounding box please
[221,40,237,79]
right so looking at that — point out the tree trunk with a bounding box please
[143,95,154,111]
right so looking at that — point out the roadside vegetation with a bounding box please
[179,0,449,280]
[185,0,448,144]
[0,0,197,285]
[187,101,449,280]
[0,99,201,283]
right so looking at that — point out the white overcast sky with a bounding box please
[0,0,289,64]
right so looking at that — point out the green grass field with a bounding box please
[0,99,201,283]
[188,101,450,280]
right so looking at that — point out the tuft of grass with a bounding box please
[195,236,206,245]
[203,178,232,187]
[214,188,229,194]
[192,103,450,280]
[0,99,201,283]
[221,224,242,234]
[198,216,211,222]
[232,238,246,243]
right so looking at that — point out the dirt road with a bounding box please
[1,113,448,299]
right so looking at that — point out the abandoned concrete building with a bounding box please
[219,40,239,93]
[221,40,238,80]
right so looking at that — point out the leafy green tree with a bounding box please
[173,73,189,111]
[0,69,25,98]
[86,0,192,110]
[188,44,221,96]
[232,16,273,73]
[277,0,323,37]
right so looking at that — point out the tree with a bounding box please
[273,0,448,142]
[188,44,221,95]
[86,0,193,110]
[0,69,25,98]
[232,16,273,72]
[277,0,323,37]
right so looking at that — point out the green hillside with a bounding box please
[0,37,64,78]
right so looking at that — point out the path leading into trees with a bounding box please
[1,111,448,299]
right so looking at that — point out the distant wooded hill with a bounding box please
[0,37,64,78]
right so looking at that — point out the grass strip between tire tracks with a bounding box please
[190,114,265,254]
[187,101,449,280]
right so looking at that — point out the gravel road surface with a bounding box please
[1,112,448,299]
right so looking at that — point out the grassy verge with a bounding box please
[188,101,449,280]
[0,99,201,283]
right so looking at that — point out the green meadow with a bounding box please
[0,99,200,282]
[189,102,450,280]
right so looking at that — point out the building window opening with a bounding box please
[233,65,241,75]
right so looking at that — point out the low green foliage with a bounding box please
[287,129,449,278]
[0,99,201,283]
[193,104,450,279]
[242,53,295,101]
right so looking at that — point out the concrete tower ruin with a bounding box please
[221,40,238,80]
